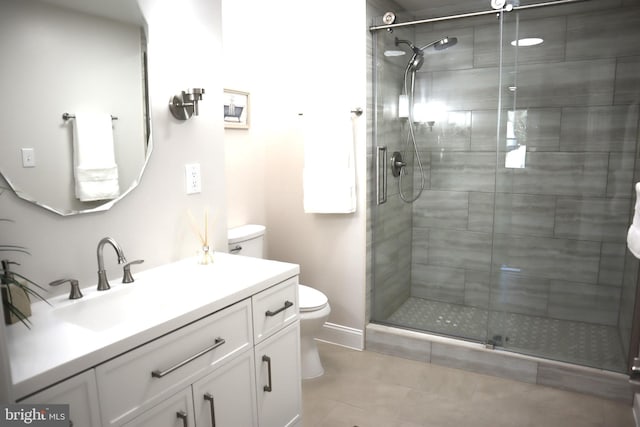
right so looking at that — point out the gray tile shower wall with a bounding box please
[406,3,640,337]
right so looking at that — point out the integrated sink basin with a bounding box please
[52,286,149,332]
[48,268,181,332]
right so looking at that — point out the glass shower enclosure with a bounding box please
[370,0,640,373]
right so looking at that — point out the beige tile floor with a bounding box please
[301,342,635,427]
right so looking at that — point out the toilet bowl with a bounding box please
[227,224,331,379]
[298,284,331,379]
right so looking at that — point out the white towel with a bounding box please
[627,183,640,258]
[302,111,356,214]
[72,113,120,201]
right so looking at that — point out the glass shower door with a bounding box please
[487,3,640,373]
[370,12,502,343]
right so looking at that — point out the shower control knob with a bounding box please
[390,151,405,177]
[491,0,506,9]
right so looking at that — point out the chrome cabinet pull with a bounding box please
[204,393,216,427]
[377,145,388,205]
[176,410,188,427]
[262,355,273,392]
[265,300,293,317]
[151,338,225,378]
[229,245,242,254]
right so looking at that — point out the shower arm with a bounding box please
[417,39,442,51]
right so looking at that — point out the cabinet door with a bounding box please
[193,350,258,427]
[254,321,301,427]
[21,369,102,427]
[123,388,194,427]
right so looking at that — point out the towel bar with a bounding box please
[62,113,118,121]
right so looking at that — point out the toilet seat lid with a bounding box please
[298,284,328,312]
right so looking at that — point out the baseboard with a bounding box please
[317,322,364,350]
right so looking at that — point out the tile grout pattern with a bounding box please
[386,296,627,372]
[302,342,635,427]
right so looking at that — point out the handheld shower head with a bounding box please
[408,52,425,72]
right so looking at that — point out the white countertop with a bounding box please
[6,253,299,399]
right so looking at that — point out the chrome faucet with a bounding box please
[97,237,127,291]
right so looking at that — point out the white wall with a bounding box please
[223,0,368,348]
[221,0,267,229]
[0,0,226,396]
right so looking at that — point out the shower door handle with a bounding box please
[377,146,387,205]
[630,357,640,382]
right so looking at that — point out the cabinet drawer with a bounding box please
[96,299,252,426]
[252,277,298,343]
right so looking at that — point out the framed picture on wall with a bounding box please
[223,89,249,129]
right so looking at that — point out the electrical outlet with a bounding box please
[185,163,201,194]
[21,148,35,168]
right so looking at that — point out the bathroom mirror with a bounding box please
[0,0,151,216]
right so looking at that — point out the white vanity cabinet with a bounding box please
[9,256,302,427]
[20,369,102,427]
[96,277,301,427]
[252,278,302,427]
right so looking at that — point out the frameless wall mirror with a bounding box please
[0,0,152,216]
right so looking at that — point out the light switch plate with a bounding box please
[21,148,35,168]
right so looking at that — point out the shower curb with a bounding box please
[365,323,633,404]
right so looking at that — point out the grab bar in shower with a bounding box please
[376,146,387,205]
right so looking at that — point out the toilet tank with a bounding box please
[227,224,265,258]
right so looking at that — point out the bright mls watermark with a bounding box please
[1,404,69,426]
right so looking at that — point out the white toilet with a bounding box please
[227,224,331,379]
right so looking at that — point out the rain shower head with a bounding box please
[433,36,458,51]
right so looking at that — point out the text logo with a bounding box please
[1,404,69,426]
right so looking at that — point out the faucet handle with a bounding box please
[122,259,144,283]
[50,279,83,300]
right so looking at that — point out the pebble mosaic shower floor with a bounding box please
[386,297,627,372]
